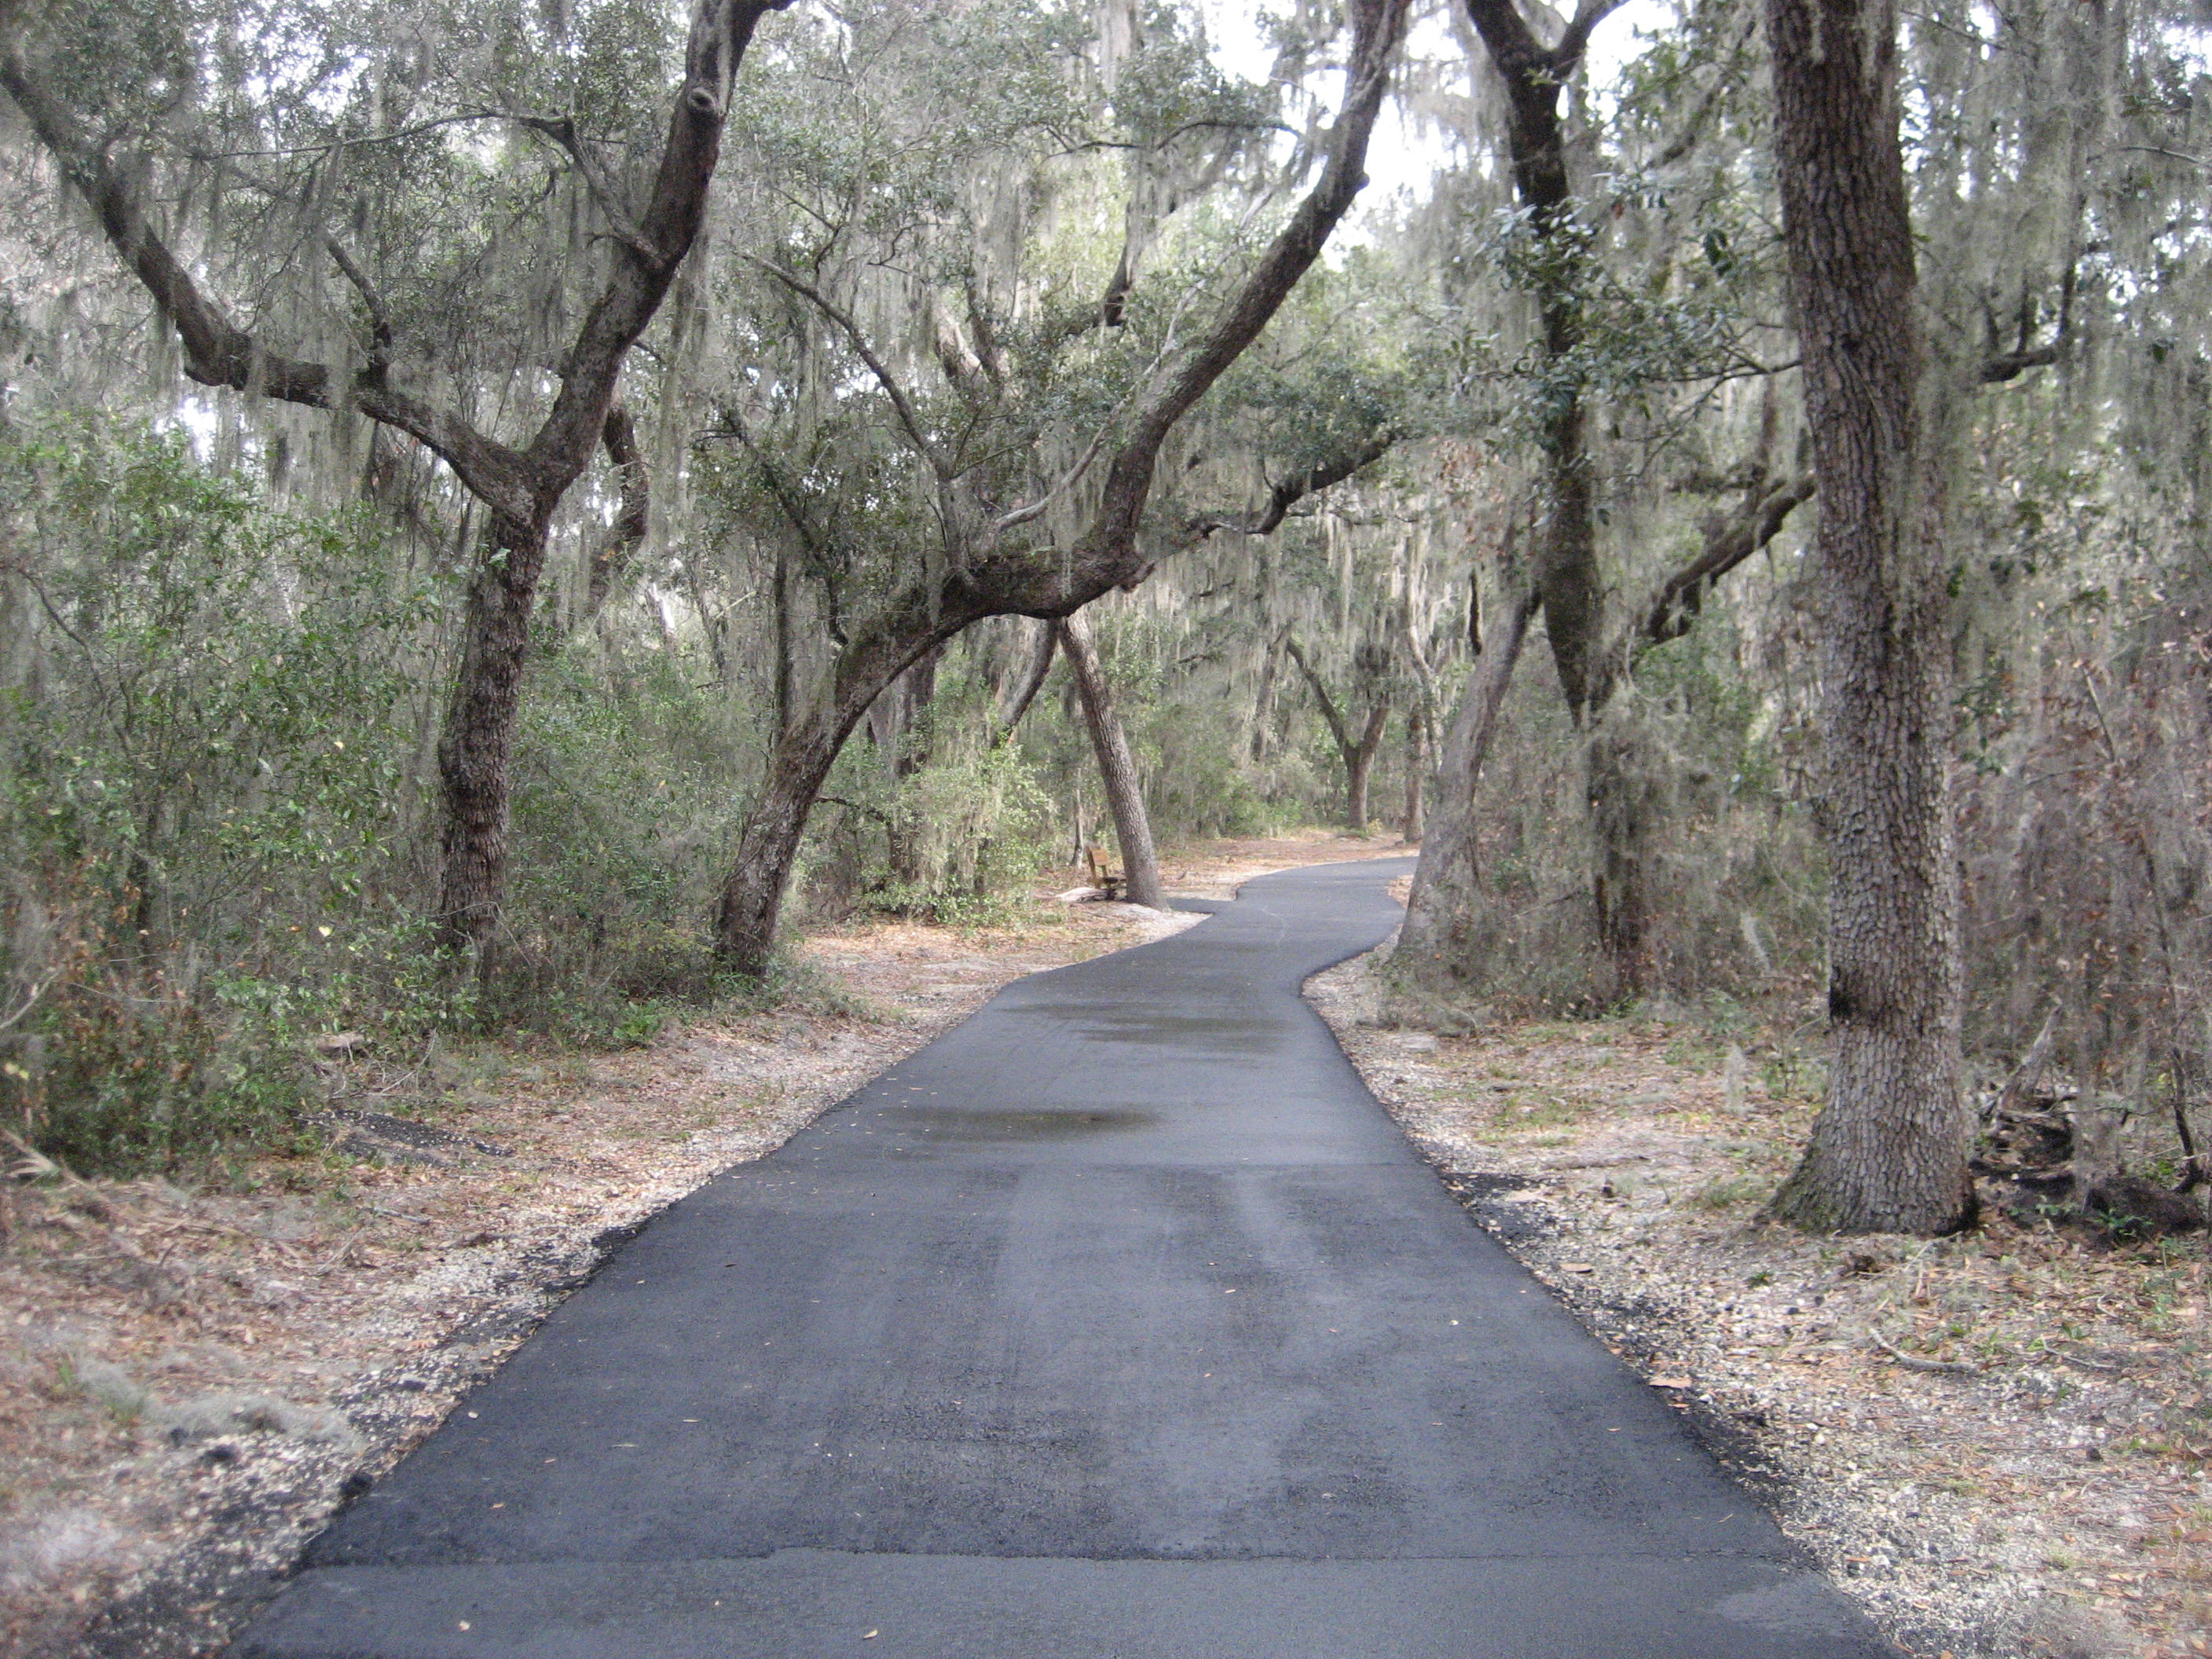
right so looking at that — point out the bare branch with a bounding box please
[515,115,667,272]
[756,260,951,478]
[994,427,1112,533]
[1555,0,1629,72]
[187,108,501,163]
[1639,471,1816,646]
[323,236,393,374]
[1978,342,2060,384]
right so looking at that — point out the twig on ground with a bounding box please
[1872,1332,1983,1376]
[313,1228,367,1276]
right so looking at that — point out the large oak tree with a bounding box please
[0,0,787,958]
[1760,0,1972,1233]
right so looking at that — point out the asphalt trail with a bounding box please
[236,857,1898,1657]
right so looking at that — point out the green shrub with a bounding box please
[0,418,437,1172]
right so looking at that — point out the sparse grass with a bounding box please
[1692,1174,1771,1210]
[1498,1090,1588,1131]
[1317,961,2212,1659]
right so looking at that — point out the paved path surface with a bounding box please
[236,859,1897,1657]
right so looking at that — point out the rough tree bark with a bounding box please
[1284,636,1392,830]
[1457,0,1661,997]
[1403,707,1429,844]
[0,0,789,956]
[710,0,1409,973]
[1054,610,1166,910]
[1456,0,1620,720]
[1761,0,1972,1234]
[1396,585,1538,979]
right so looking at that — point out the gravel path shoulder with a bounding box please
[1307,945,2212,1659]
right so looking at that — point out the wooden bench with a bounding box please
[1084,844,1125,900]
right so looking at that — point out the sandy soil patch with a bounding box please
[0,834,1400,1657]
[1309,947,2211,1659]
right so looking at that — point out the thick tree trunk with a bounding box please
[435,512,548,954]
[1396,588,1536,984]
[1056,611,1166,910]
[1585,709,1662,1002]
[1457,0,1613,720]
[1762,0,1971,1235]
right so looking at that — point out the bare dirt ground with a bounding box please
[1309,947,2211,1659]
[0,831,1403,1657]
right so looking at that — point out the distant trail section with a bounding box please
[233,858,1898,1658]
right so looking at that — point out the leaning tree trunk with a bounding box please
[709,0,1406,973]
[714,603,980,972]
[1762,0,1972,1235]
[1396,588,1536,985]
[1055,611,1166,910]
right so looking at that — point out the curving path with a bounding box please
[236,858,1896,1657]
